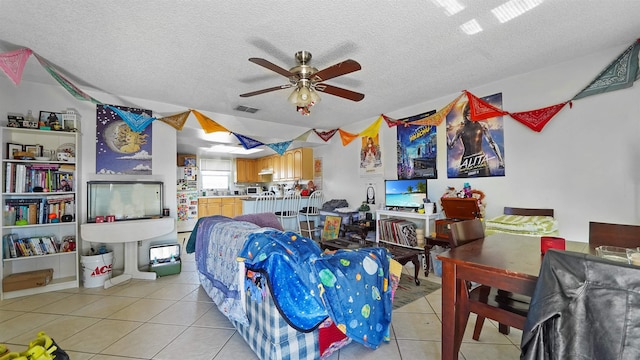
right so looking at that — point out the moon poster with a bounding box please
[96,104,153,175]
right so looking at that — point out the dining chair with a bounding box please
[449,218,529,341]
[588,221,640,249]
[254,191,277,214]
[300,190,324,240]
[275,192,302,233]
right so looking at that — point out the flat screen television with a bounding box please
[384,179,427,210]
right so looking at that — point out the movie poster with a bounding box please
[446,93,505,178]
[96,104,153,175]
[359,134,383,176]
[396,121,437,179]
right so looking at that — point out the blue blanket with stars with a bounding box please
[237,230,395,349]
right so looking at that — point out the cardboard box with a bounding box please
[177,154,196,167]
[3,268,53,292]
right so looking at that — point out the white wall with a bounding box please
[315,43,640,242]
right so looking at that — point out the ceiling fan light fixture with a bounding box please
[287,88,300,104]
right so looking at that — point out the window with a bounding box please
[200,159,232,190]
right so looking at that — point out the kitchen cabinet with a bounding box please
[198,197,244,218]
[236,158,257,183]
[272,154,282,181]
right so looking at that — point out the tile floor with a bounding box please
[0,252,522,359]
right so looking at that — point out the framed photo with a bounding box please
[24,144,43,157]
[6,143,22,159]
[322,215,342,241]
[39,111,63,129]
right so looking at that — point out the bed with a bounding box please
[484,207,558,236]
[186,213,401,360]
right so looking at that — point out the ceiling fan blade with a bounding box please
[249,58,295,78]
[311,59,361,82]
[239,84,293,97]
[315,83,365,102]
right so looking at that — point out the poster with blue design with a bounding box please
[396,115,437,179]
[96,104,153,175]
[446,93,505,178]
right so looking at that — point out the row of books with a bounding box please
[5,194,75,225]
[5,163,75,193]
[2,234,70,258]
[378,217,419,247]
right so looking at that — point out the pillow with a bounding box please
[234,212,284,231]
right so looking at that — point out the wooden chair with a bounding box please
[504,207,554,217]
[451,216,534,341]
[589,221,640,249]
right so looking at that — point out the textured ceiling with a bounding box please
[1,1,639,156]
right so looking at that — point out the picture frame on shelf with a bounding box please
[39,111,63,130]
[24,144,43,157]
[6,143,22,159]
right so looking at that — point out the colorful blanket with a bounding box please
[237,230,397,349]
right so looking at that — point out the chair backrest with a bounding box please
[504,207,554,217]
[255,191,276,213]
[304,191,324,215]
[449,218,485,248]
[279,192,301,217]
[588,221,640,248]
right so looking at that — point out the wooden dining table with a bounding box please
[437,233,588,360]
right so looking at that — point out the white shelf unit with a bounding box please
[1,127,79,300]
[375,209,439,246]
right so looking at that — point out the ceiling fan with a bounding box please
[239,51,364,115]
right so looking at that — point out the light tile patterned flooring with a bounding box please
[0,252,522,359]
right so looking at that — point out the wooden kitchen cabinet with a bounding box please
[236,158,257,183]
[293,148,314,180]
[272,154,282,181]
[198,197,244,218]
[255,148,314,181]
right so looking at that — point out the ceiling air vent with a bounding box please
[234,105,259,114]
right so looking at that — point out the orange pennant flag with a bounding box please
[338,129,359,146]
[359,116,383,138]
[464,90,507,121]
[159,111,191,131]
[191,110,228,133]
[409,93,464,126]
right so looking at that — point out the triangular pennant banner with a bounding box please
[313,129,338,142]
[382,114,404,127]
[106,105,156,132]
[233,133,264,149]
[34,53,102,104]
[409,93,464,126]
[266,141,293,155]
[338,129,359,146]
[159,111,191,131]
[509,102,569,132]
[294,129,314,142]
[0,48,32,85]
[359,116,383,138]
[573,39,640,100]
[464,90,508,121]
[191,110,228,133]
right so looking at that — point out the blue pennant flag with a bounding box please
[106,105,155,132]
[233,133,264,149]
[266,141,292,155]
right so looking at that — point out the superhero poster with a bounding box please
[446,93,505,178]
[396,117,437,179]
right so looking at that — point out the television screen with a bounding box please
[385,179,427,209]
